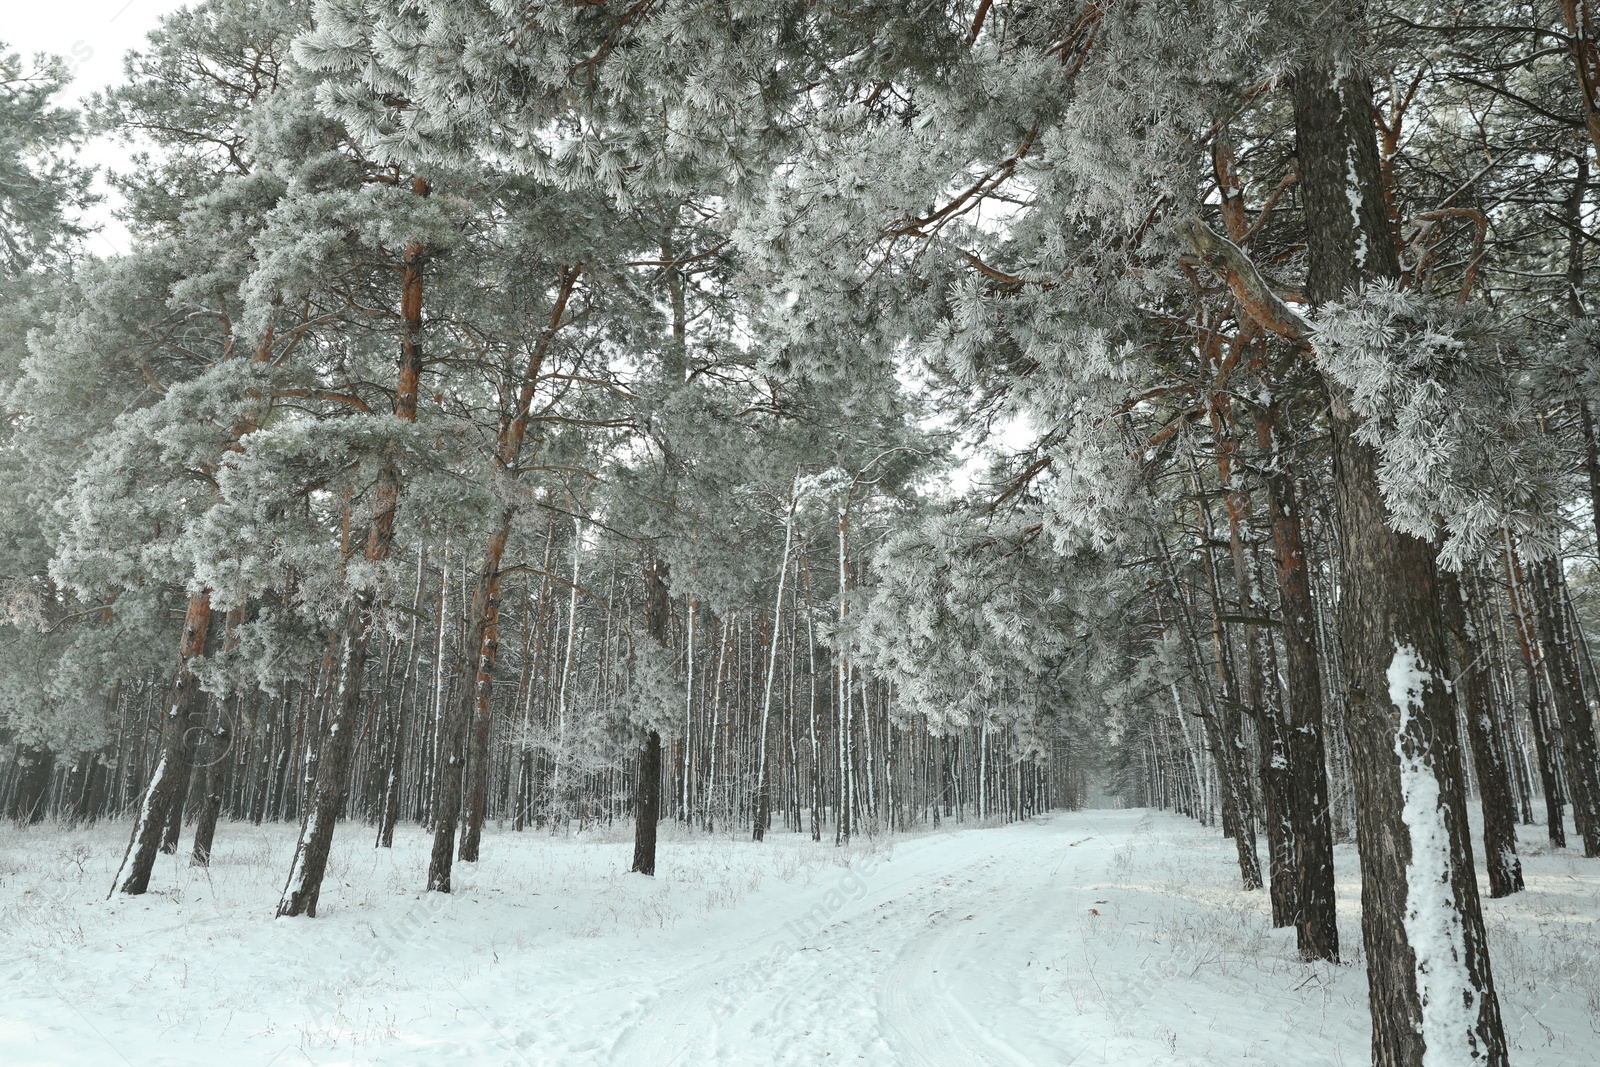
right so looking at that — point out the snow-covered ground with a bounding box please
[1,809,1596,1066]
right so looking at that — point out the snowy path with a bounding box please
[610,818,1082,1066]
[2,809,1597,1066]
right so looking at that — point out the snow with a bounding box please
[1389,644,1481,1065]
[2,809,1597,1065]
[1344,148,1367,269]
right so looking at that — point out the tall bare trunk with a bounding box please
[1152,524,1262,889]
[455,267,578,862]
[277,180,428,917]
[377,546,428,847]
[429,511,510,890]
[1437,569,1524,896]
[457,521,506,865]
[835,500,853,846]
[1529,557,1600,856]
[10,744,53,825]
[1504,541,1569,846]
[1291,36,1506,1062]
[1251,397,1339,959]
[113,592,214,896]
[752,480,798,841]
[631,556,669,875]
[189,700,233,867]
[1209,402,1295,925]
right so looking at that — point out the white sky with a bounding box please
[6,0,194,255]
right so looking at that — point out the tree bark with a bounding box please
[113,591,214,896]
[1527,672,1567,848]
[632,728,663,874]
[188,702,232,866]
[1529,556,1600,856]
[1503,542,1568,846]
[1152,524,1263,889]
[752,480,798,842]
[10,743,53,825]
[159,744,198,854]
[277,182,428,917]
[377,547,428,848]
[428,511,510,890]
[191,606,245,866]
[1252,398,1340,959]
[1438,569,1524,897]
[1291,33,1507,1064]
[437,267,575,877]
[456,529,503,865]
[1208,400,1295,925]
[631,555,670,875]
[278,624,370,916]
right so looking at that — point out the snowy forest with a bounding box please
[3,1,1600,1065]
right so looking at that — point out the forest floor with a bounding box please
[0,807,1596,1066]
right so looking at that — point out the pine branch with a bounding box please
[1176,218,1312,344]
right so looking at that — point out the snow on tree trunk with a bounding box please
[277,627,366,917]
[1388,647,1488,1067]
[113,591,214,896]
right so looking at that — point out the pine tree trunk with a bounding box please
[1253,402,1340,959]
[114,592,214,895]
[1152,526,1263,888]
[752,484,798,842]
[458,519,509,864]
[76,745,108,826]
[278,624,369,916]
[189,701,233,867]
[1438,569,1524,897]
[249,701,274,826]
[1188,478,1266,880]
[631,555,670,875]
[1468,570,1536,826]
[191,607,246,866]
[10,743,53,825]
[1529,557,1600,856]
[378,548,428,847]
[1210,419,1295,924]
[456,268,576,859]
[1527,675,1566,847]
[1581,401,1600,559]
[835,502,855,846]
[277,188,428,916]
[632,729,662,874]
[159,745,200,854]
[1291,42,1507,1064]
[1503,542,1568,846]
[429,511,510,890]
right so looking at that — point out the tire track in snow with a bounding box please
[875,908,1038,1067]
[872,827,1113,1067]
[604,837,1005,1065]
[603,817,1117,1067]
